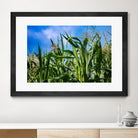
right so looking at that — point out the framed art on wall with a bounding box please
[11,12,128,96]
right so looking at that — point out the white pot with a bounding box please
[122,111,137,127]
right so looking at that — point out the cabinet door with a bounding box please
[100,129,138,138]
[0,129,37,138]
[38,129,99,138]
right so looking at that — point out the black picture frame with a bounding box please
[11,12,128,96]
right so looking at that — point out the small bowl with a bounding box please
[125,121,136,127]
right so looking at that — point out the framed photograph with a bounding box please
[11,12,128,96]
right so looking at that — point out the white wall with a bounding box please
[0,0,138,123]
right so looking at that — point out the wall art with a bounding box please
[11,12,128,96]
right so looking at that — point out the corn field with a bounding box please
[27,32,111,83]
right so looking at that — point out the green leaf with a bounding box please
[50,39,54,45]
[38,44,43,82]
[64,50,74,56]
[83,38,88,48]
[63,34,79,48]
[60,34,64,54]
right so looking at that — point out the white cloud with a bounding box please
[42,28,58,40]
[42,26,76,45]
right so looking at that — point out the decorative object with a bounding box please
[117,104,123,126]
[122,111,137,127]
[11,12,128,96]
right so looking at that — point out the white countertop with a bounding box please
[0,123,138,129]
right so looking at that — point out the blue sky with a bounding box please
[27,25,111,55]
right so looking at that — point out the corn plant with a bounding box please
[27,32,111,83]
